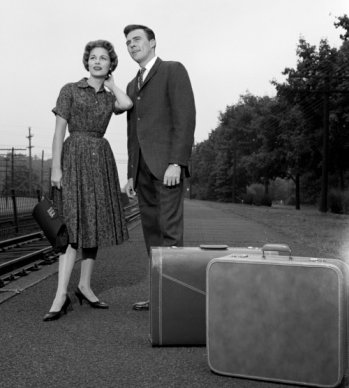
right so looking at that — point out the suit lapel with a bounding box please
[128,75,138,97]
[141,57,162,89]
[131,57,162,95]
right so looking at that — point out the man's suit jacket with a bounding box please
[126,58,196,186]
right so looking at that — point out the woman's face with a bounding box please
[88,47,111,78]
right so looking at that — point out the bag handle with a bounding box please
[42,186,61,202]
[41,187,63,221]
[262,243,292,259]
[199,244,292,256]
[200,245,229,250]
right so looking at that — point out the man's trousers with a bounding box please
[136,153,185,255]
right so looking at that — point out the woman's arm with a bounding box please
[51,115,67,189]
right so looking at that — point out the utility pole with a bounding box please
[27,127,34,195]
[5,156,8,200]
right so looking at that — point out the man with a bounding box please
[124,24,196,310]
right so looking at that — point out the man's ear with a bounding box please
[150,39,156,49]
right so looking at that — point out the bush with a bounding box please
[286,195,296,206]
[242,192,253,205]
[269,178,293,202]
[329,189,349,214]
[260,194,272,207]
[243,184,273,207]
[344,192,349,214]
[329,190,343,214]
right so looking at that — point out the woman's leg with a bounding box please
[49,244,77,312]
[78,247,99,302]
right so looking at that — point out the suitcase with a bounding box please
[206,248,348,387]
[150,244,291,346]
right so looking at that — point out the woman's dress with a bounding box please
[52,78,128,248]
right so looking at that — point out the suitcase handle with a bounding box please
[199,244,228,250]
[262,244,292,259]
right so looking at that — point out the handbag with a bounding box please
[32,188,69,254]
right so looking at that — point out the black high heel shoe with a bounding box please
[43,295,73,322]
[75,287,109,309]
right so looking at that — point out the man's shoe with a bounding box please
[132,300,149,311]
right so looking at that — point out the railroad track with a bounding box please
[0,213,41,239]
[0,205,140,289]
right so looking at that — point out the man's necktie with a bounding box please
[138,67,146,90]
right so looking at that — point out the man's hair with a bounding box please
[123,24,155,41]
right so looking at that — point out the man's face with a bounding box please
[126,29,155,65]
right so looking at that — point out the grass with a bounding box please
[204,201,349,262]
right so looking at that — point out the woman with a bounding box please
[43,40,133,321]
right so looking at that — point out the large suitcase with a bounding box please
[150,244,290,346]
[206,249,348,387]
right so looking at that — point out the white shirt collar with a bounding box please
[140,56,158,79]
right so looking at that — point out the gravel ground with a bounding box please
[0,199,346,388]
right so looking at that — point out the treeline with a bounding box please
[190,15,349,213]
[0,154,51,195]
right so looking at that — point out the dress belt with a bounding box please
[70,131,104,138]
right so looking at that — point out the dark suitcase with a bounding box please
[150,244,290,346]
[206,249,348,387]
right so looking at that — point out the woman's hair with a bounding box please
[82,40,118,72]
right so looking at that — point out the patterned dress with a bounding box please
[52,78,128,249]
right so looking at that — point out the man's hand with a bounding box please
[125,178,136,198]
[163,164,181,186]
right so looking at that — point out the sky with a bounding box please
[0,0,347,186]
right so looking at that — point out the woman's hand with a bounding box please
[104,74,133,111]
[104,73,115,91]
[51,167,63,189]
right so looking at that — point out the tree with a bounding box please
[190,139,217,200]
[191,15,349,208]
[273,30,349,207]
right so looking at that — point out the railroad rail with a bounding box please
[0,212,41,239]
[0,205,140,290]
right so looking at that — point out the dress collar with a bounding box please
[77,78,90,88]
[77,78,105,92]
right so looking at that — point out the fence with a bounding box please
[0,151,51,199]
[0,190,41,239]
